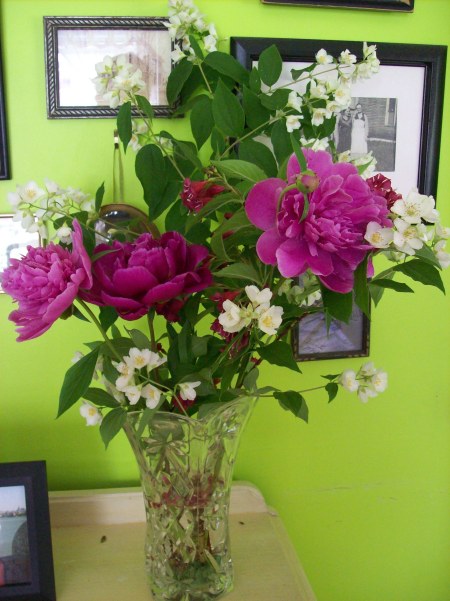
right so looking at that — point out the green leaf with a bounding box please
[188,34,204,59]
[210,231,231,262]
[135,145,167,220]
[249,67,261,93]
[99,306,118,332]
[167,59,193,105]
[370,279,414,293]
[212,159,267,183]
[100,407,127,448]
[95,182,105,212]
[192,336,209,358]
[258,44,283,87]
[71,306,89,322]
[212,79,245,138]
[204,51,249,84]
[325,382,339,403]
[274,391,308,422]
[117,101,132,153]
[290,132,307,171]
[414,245,443,269]
[101,337,133,359]
[190,96,214,150]
[83,388,120,408]
[392,260,445,294]
[271,119,292,166]
[214,262,261,283]
[57,347,100,417]
[165,200,188,234]
[354,256,370,318]
[135,94,154,119]
[321,286,353,324]
[242,86,271,131]
[243,368,259,392]
[259,89,290,111]
[173,139,203,171]
[239,139,278,178]
[127,329,151,350]
[257,341,300,373]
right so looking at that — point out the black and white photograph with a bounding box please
[294,303,370,361]
[0,216,40,292]
[334,97,398,171]
[231,38,446,198]
[44,17,172,118]
[0,487,31,587]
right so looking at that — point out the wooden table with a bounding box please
[49,483,316,601]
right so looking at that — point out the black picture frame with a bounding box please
[0,461,55,601]
[44,16,173,119]
[0,34,10,180]
[231,37,446,198]
[293,302,370,361]
[260,0,414,11]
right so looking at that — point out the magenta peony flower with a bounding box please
[81,231,212,320]
[0,220,92,341]
[245,150,391,293]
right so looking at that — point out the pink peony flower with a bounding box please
[181,179,225,213]
[0,220,92,341]
[245,150,391,293]
[81,231,212,320]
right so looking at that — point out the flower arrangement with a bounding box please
[1,0,448,450]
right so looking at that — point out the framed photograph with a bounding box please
[293,303,370,361]
[44,16,172,119]
[0,216,40,292]
[260,0,414,11]
[231,37,446,198]
[0,461,55,600]
[0,35,10,180]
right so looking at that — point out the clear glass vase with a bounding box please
[123,397,255,601]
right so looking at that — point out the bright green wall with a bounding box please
[1,1,449,600]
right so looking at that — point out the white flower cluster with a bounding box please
[339,362,388,403]
[337,150,377,178]
[8,180,94,241]
[93,54,146,109]
[219,286,284,336]
[167,0,218,63]
[113,347,167,408]
[364,189,450,266]
[284,44,379,134]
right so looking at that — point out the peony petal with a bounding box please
[245,178,286,231]
[112,266,158,296]
[256,229,284,265]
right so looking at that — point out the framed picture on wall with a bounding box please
[260,0,414,11]
[0,216,40,292]
[44,16,173,119]
[0,461,55,600]
[0,35,10,180]
[293,303,370,361]
[231,37,446,199]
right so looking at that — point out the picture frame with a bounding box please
[44,16,173,119]
[0,215,40,292]
[0,35,10,180]
[231,37,446,198]
[293,303,370,361]
[0,461,55,600]
[260,0,414,11]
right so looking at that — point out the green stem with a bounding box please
[198,61,213,95]
[76,299,121,361]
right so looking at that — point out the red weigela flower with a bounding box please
[181,179,225,213]
[366,173,402,209]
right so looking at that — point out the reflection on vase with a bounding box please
[123,397,255,601]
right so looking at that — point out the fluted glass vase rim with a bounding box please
[125,394,257,425]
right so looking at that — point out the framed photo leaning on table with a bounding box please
[0,461,55,601]
[231,37,446,199]
[44,16,173,118]
[260,0,414,12]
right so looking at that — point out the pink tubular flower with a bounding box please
[245,150,391,293]
[181,179,225,213]
[80,231,212,320]
[0,220,92,341]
